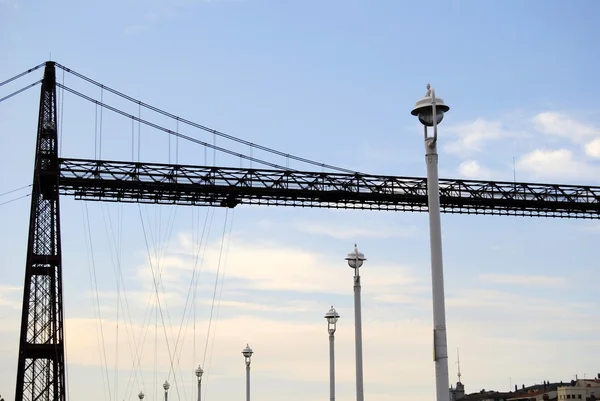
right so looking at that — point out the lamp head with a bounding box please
[345,244,366,268]
[324,305,340,324]
[242,344,253,358]
[138,392,144,400]
[411,84,450,127]
[195,365,204,379]
[163,381,170,391]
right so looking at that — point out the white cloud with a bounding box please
[579,223,600,233]
[585,138,600,158]
[456,160,493,180]
[124,24,146,35]
[478,273,568,288]
[532,112,599,143]
[295,221,417,240]
[445,112,600,182]
[160,235,422,296]
[444,118,519,156]
[0,285,21,310]
[532,112,600,164]
[516,148,599,181]
[199,299,308,313]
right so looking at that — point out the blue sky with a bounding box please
[2,1,600,401]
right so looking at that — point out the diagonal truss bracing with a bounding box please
[15,62,66,401]
[58,158,600,219]
[10,61,600,401]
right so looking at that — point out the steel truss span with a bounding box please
[58,158,600,219]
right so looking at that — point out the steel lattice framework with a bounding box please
[15,62,66,401]
[58,158,600,218]
[12,61,600,401]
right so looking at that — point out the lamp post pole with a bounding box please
[195,365,204,401]
[411,84,451,401]
[325,306,340,401]
[346,245,366,401]
[162,381,170,401]
[242,344,253,401]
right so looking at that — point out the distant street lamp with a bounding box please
[137,391,144,401]
[162,380,170,401]
[242,344,253,401]
[195,365,204,401]
[346,244,366,401]
[324,306,340,401]
[411,83,451,401]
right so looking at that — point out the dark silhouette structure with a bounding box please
[15,62,66,401]
[9,62,600,401]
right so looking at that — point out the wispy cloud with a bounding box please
[532,112,599,143]
[294,221,417,240]
[446,111,600,183]
[0,285,22,309]
[443,118,522,157]
[124,11,162,35]
[516,148,600,181]
[456,159,494,180]
[0,0,20,10]
[579,223,600,233]
[478,273,568,288]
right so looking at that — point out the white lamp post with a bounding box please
[195,365,204,401]
[346,244,366,401]
[324,306,340,401]
[242,344,253,401]
[411,83,451,401]
[162,380,170,401]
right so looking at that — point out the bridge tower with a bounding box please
[15,61,66,401]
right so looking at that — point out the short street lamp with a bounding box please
[195,365,204,401]
[346,244,366,401]
[162,380,170,401]
[242,344,253,401]
[411,83,451,401]
[324,306,340,401]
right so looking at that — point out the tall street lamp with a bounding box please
[324,306,340,401]
[346,244,366,401]
[162,380,170,401]
[242,344,253,401]
[137,391,144,401]
[411,83,451,401]
[195,365,204,401]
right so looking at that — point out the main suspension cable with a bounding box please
[0,62,45,88]
[0,80,42,104]
[54,63,358,174]
[0,184,32,198]
[57,83,291,171]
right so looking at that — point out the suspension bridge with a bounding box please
[1,61,599,401]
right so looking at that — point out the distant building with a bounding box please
[450,372,600,401]
[447,358,599,401]
[450,380,465,401]
[557,378,600,400]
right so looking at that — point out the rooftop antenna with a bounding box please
[513,156,516,183]
[456,347,462,383]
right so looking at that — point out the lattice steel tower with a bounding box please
[15,62,66,401]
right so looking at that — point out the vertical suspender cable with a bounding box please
[131,117,135,162]
[203,209,235,401]
[138,104,141,162]
[94,104,98,159]
[99,87,104,159]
